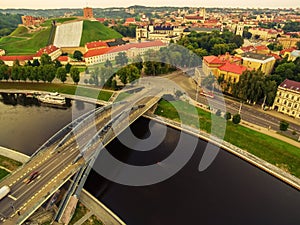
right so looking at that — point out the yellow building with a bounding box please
[217,62,248,84]
[241,52,275,75]
[278,37,300,49]
[272,79,300,118]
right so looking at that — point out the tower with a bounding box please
[236,22,244,37]
[83,7,93,19]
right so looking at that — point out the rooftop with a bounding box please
[279,79,300,92]
[35,45,59,57]
[218,62,248,75]
[241,52,274,61]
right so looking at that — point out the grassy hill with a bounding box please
[80,21,123,46]
[0,19,122,55]
[0,28,51,55]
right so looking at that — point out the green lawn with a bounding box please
[0,169,9,181]
[69,202,89,225]
[0,82,112,101]
[9,26,29,37]
[41,17,77,27]
[80,21,123,46]
[0,155,22,171]
[0,28,51,55]
[0,36,27,46]
[155,99,300,178]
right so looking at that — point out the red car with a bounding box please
[24,171,40,184]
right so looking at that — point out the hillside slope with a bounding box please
[80,21,123,46]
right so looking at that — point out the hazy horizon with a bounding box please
[0,0,299,10]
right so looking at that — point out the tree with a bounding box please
[70,67,80,84]
[279,120,289,131]
[297,41,300,50]
[232,114,241,124]
[201,73,215,90]
[224,112,231,120]
[65,63,72,73]
[11,64,20,81]
[44,64,56,83]
[54,60,62,68]
[0,64,9,81]
[73,50,83,61]
[56,67,67,83]
[32,59,40,67]
[40,54,52,66]
[104,59,112,68]
[115,52,128,66]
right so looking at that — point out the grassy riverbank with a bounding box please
[0,82,112,101]
[155,99,300,178]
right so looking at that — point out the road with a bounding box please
[163,72,300,136]
[0,82,164,225]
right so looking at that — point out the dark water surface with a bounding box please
[0,100,299,225]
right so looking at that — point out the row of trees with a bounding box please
[0,54,80,84]
[177,30,244,58]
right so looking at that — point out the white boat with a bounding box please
[37,92,66,106]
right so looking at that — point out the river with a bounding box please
[0,98,299,225]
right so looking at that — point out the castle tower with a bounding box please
[83,7,93,19]
[199,8,206,20]
[236,22,244,37]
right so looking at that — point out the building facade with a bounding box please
[272,79,300,118]
[241,52,275,75]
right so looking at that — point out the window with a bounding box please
[288,103,292,107]
[286,94,289,98]
[284,100,287,105]
[295,104,298,108]
[291,96,294,100]
[277,99,280,103]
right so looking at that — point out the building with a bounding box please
[203,54,242,76]
[83,40,166,66]
[217,62,248,84]
[241,52,275,75]
[34,45,62,61]
[136,25,185,43]
[83,7,93,19]
[280,48,300,61]
[0,55,34,66]
[272,79,300,118]
[235,22,244,36]
[248,27,282,40]
[21,16,45,27]
[278,37,300,49]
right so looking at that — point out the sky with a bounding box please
[0,0,299,9]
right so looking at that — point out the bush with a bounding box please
[224,112,231,120]
[279,120,289,131]
[292,130,297,135]
[232,114,241,124]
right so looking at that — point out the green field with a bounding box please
[9,26,29,37]
[41,17,77,27]
[155,99,300,178]
[0,155,22,171]
[0,82,113,101]
[0,28,51,55]
[0,169,9,181]
[80,21,123,46]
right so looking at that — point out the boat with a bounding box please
[37,92,66,106]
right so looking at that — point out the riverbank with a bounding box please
[0,146,125,224]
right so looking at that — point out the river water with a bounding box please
[0,98,299,225]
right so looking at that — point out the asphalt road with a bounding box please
[0,83,163,224]
[164,72,300,137]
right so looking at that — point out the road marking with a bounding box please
[8,195,17,201]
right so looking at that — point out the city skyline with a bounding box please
[0,0,299,9]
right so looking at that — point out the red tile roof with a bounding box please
[0,55,33,61]
[255,45,269,51]
[280,47,297,55]
[268,53,281,60]
[279,79,300,92]
[85,41,108,50]
[83,41,166,58]
[203,56,224,64]
[35,45,59,57]
[58,56,69,61]
[125,18,136,23]
[185,16,204,20]
[83,47,116,58]
[218,62,248,75]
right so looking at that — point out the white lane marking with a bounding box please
[8,195,17,201]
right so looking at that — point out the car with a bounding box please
[24,171,40,184]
